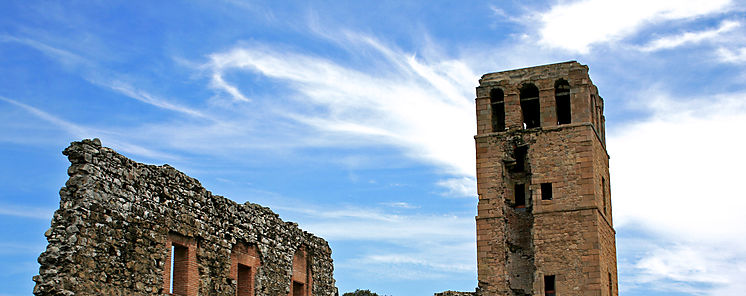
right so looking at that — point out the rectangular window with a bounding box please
[513,146,528,172]
[237,264,252,296]
[491,88,506,132]
[492,101,505,132]
[514,184,526,208]
[544,275,556,296]
[293,281,305,296]
[556,94,571,124]
[172,243,189,295]
[520,84,541,129]
[602,177,607,215]
[541,183,553,200]
[608,272,613,296]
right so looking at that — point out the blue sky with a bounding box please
[2,0,746,295]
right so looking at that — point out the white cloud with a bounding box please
[91,79,210,118]
[717,47,746,63]
[640,20,740,51]
[609,91,746,294]
[536,0,733,53]
[436,177,477,198]
[2,35,209,119]
[203,35,478,178]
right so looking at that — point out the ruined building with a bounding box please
[474,61,618,295]
[33,139,337,296]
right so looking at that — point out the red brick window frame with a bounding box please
[231,242,261,296]
[163,233,198,296]
[288,247,312,296]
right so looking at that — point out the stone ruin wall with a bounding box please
[33,139,337,296]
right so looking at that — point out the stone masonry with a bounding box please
[474,61,618,296]
[33,139,337,296]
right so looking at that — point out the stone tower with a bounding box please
[474,61,617,296]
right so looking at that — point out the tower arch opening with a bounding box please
[490,88,506,132]
[519,83,541,128]
[555,79,571,125]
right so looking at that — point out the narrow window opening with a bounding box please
[290,248,310,296]
[544,275,556,296]
[169,245,175,293]
[514,184,526,208]
[519,84,541,129]
[293,281,305,296]
[513,146,528,172]
[237,264,251,296]
[602,177,607,215]
[591,95,596,127]
[555,79,571,124]
[541,183,553,200]
[490,88,505,132]
[171,243,189,295]
[608,272,613,296]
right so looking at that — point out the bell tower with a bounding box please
[474,61,617,296]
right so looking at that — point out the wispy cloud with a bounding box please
[717,47,746,63]
[202,34,477,179]
[276,203,475,279]
[640,20,740,52]
[436,177,477,198]
[208,72,251,102]
[0,203,53,220]
[90,79,210,119]
[380,201,420,209]
[535,0,733,53]
[2,34,208,119]
[0,34,88,67]
[0,96,90,137]
[0,96,175,160]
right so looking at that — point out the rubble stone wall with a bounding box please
[34,139,337,296]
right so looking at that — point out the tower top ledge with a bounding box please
[479,61,589,85]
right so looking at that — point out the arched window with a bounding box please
[555,79,571,124]
[490,88,505,132]
[290,247,311,296]
[519,83,541,128]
